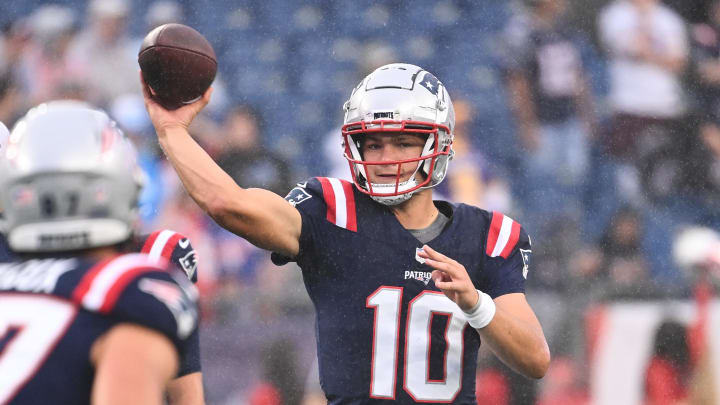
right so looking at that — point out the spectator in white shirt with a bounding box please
[598,0,690,202]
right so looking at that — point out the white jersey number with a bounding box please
[367,287,467,402]
[0,294,76,403]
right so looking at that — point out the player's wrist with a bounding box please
[462,290,496,329]
[157,124,190,139]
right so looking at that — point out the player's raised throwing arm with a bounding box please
[141,77,302,258]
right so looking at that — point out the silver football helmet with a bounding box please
[0,100,144,252]
[342,63,455,205]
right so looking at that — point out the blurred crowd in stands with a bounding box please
[1,0,720,403]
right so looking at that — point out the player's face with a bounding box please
[360,133,425,184]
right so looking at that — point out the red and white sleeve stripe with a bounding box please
[317,177,357,232]
[72,254,166,314]
[141,230,184,261]
[486,212,521,259]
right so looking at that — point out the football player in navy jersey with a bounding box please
[0,227,204,404]
[142,63,550,403]
[0,101,199,405]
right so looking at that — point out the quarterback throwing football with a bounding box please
[143,63,550,404]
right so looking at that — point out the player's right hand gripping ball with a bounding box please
[138,23,217,110]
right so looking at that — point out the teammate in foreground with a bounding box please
[143,63,550,403]
[0,101,198,405]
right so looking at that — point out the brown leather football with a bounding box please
[138,23,217,110]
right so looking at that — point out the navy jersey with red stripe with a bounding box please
[273,177,531,404]
[133,229,200,376]
[0,253,198,405]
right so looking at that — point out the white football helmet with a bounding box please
[342,63,455,205]
[0,100,144,252]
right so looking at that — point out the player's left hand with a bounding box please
[418,245,479,312]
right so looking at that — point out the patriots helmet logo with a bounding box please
[419,72,441,96]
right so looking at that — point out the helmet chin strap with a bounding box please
[369,178,418,205]
[367,161,426,205]
[370,189,415,206]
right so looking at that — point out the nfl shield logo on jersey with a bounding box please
[415,247,426,264]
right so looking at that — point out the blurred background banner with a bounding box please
[589,301,720,405]
[1,0,720,403]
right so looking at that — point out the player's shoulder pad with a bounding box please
[483,211,531,260]
[72,253,170,314]
[140,229,198,283]
[73,252,198,342]
[283,177,357,232]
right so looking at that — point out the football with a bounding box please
[138,23,217,110]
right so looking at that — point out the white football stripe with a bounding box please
[328,178,347,229]
[82,254,149,311]
[490,215,514,258]
[148,230,176,260]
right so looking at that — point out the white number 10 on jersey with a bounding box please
[367,287,468,402]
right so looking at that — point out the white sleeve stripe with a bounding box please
[148,230,176,261]
[82,254,155,311]
[490,215,514,258]
[328,177,347,229]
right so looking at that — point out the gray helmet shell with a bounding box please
[0,100,143,252]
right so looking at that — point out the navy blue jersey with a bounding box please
[0,253,198,405]
[134,229,201,376]
[273,177,532,404]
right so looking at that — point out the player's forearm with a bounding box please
[478,306,550,379]
[157,126,242,215]
[157,127,301,256]
[167,372,205,405]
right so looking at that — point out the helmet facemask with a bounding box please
[342,120,453,205]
